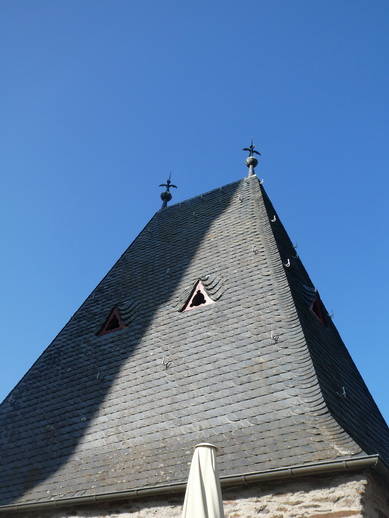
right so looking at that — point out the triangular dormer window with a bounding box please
[181,280,215,312]
[310,292,327,327]
[97,305,126,335]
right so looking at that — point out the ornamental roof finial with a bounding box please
[243,138,261,177]
[159,173,177,209]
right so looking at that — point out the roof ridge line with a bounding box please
[159,177,249,211]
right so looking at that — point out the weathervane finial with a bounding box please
[243,138,261,158]
[159,173,177,209]
[243,138,261,177]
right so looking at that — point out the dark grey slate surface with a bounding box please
[0,176,388,507]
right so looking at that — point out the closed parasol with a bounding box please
[182,443,224,518]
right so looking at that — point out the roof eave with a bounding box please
[2,455,387,514]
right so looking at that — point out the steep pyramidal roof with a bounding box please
[1,174,389,510]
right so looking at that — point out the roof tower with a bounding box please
[0,147,388,514]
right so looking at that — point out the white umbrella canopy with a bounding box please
[182,443,224,518]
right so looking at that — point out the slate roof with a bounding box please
[1,175,389,508]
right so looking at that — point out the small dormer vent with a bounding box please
[310,292,327,327]
[97,305,126,335]
[300,284,327,327]
[181,280,215,312]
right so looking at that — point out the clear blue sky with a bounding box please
[1,1,388,427]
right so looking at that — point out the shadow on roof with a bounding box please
[0,181,241,506]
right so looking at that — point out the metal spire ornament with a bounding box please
[159,173,177,209]
[243,138,261,177]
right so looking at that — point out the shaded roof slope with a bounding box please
[260,187,389,462]
[0,176,388,508]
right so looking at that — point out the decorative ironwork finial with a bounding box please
[159,173,177,209]
[243,138,261,158]
[243,138,261,177]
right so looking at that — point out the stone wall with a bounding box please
[362,472,389,518]
[4,470,388,518]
